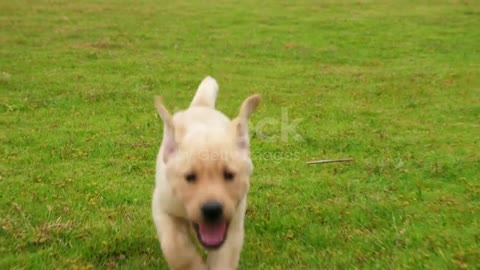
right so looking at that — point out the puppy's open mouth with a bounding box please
[193,222,229,249]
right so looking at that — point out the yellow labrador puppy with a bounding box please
[152,76,260,270]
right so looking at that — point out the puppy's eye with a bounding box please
[223,171,234,181]
[185,173,197,183]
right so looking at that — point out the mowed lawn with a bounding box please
[1,0,479,269]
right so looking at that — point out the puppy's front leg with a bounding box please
[155,213,207,270]
[207,201,246,270]
[207,224,244,270]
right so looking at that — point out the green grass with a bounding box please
[1,0,479,269]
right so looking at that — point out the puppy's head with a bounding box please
[156,95,260,249]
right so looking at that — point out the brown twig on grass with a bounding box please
[306,158,354,165]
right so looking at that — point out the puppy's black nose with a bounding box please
[201,201,223,222]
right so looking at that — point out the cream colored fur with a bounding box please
[152,76,260,270]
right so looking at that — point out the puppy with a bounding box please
[152,76,260,270]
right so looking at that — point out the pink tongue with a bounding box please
[199,222,226,246]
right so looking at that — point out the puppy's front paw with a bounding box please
[191,261,208,270]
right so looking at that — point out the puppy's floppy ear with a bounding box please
[155,96,176,163]
[233,94,261,151]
